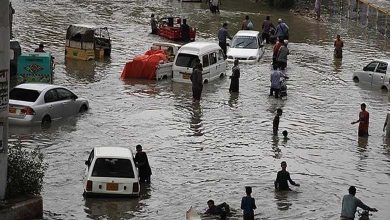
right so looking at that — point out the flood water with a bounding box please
[8,0,390,219]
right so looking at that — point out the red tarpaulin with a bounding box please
[120,50,168,80]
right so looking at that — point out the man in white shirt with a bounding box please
[340,186,377,220]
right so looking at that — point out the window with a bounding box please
[209,52,217,65]
[92,158,135,178]
[175,53,198,68]
[376,62,388,74]
[231,36,258,49]
[56,88,73,100]
[218,50,224,61]
[202,54,209,67]
[44,89,59,103]
[364,62,378,72]
[10,88,40,102]
[86,150,94,168]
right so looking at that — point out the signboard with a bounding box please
[17,52,52,84]
[0,69,8,113]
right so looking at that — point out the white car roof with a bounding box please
[235,30,259,37]
[179,42,221,55]
[94,147,133,159]
[15,83,63,92]
[373,59,390,64]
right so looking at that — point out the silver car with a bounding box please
[9,83,89,126]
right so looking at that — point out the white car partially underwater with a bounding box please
[226,30,265,64]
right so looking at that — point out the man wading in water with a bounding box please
[351,103,369,137]
[229,59,240,93]
[190,60,203,101]
[340,186,378,220]
[334,34,344,59]
[274,161,300,191]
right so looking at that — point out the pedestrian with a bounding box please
[273,108,283,135]
[315,0,321,20]
[384,112,390,138]
[241,186,256,220]
[210,0,220,14]
[241,15,253,30]
[229,59,240,93]
[275,18,289,40]
[270,65,283,98]
[134,144,152,183]
[334,34,344,59]
[272,38,282,66]
[9,2,15,38]
[282,130,289,140]
[190,60,203,101]
[340,186,378,220]
[262,15,274,44]
[217,23,232,58]
[34,43,46,53]
[150,14,158,35]
[351,103,369,137]
[180,19,190,42]
[276,39,289,71]
[274,161,300,191]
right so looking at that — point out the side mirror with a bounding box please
[72,94,78,100]
[85,160,90,166]
[363,66,367,71]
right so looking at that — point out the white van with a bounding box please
[172,42,227,84]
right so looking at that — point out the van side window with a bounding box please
[202,54,210,67]
[218,50,224,61]
[364,62,378,72]
[209,52,217,65]
[376,62,388,74]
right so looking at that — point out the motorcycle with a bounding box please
[358,210,372,220]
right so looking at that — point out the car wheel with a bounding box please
[41,115,51,128]
[381,86,388,92]
[353,77,359,82]
[79,105,88,113]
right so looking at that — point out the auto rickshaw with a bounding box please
[65,24,111,61]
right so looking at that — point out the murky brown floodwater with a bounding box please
[8,0,390,219]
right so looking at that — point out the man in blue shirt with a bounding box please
[241,186,256,220]
[217,23,232,59]
[340,186,377,220]
[275,18,289,40]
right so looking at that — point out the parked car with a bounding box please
[83,147,140,197]
[9,83,89,126]
[226,30,265,64]
[352,59,390,91]
[172,42,227,83]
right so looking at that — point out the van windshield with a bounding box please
[10,88,40,102]
[175,53,198,68]
[92,158,135,178]
[231,36,258,49]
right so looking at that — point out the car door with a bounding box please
[360,61,379,85]
[43,89,63,121]
[55,88,78,117]
[216,49,226,76]
[202,54,210,82]
[372,62,387,88]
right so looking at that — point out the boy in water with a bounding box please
[273,108,283,135]
[274,161,300,191]
[241,186,256,220]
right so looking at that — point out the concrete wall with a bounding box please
[0,196,43,220]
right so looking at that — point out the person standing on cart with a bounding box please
[180,19,190,42]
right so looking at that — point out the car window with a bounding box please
[218,50,224,61]
[175,53,198,68]
[231,36,258,49]
[56,88,73,100]
[365,62,378,72]
[10,88,40,102]
[87,150,94,168]
[44,89,59,103]
[92,158,135,178]
[209,52,217,65]
[202,54,209,67]
[376,62,388,74]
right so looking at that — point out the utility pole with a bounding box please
[0,0,10,200]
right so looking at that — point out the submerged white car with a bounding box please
[352,59,390,91]
[226,30,265,64]
[84,147,140,197]
[9,83,89,126]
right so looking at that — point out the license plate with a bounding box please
[9,107,16,114]
[182,73,190,79]
[106,183,118,191]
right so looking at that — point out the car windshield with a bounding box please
[231,36,258,49]
[92,158,134,178]
[10,88,40,102]
[175,53,198,68]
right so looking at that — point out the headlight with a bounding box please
[227,56,233,59]
[248,56,256,60]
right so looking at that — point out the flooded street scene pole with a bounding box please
[1,0,390,219]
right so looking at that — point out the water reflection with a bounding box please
[272,135,282,159]
[333,57,342,73]
[65,59,96,82]
[274,191,293,211]
[190,102,203,136]
[84,197,140,219]
[228,92,239,108]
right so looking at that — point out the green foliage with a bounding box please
[6,143,47,199]
[267,0,295,8]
